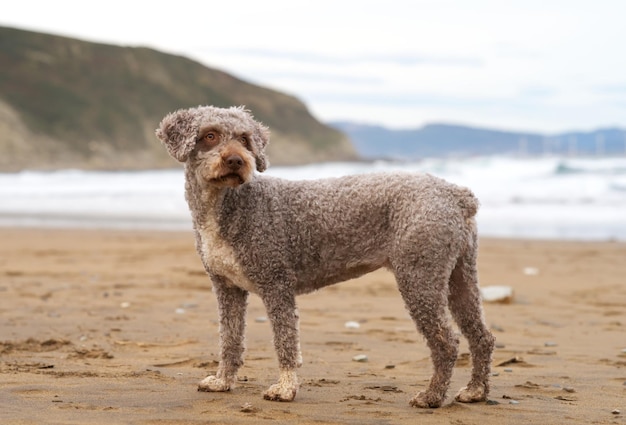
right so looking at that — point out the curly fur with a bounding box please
[156,105,495,408]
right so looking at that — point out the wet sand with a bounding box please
[0,228,625,424]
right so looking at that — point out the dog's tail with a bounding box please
[455,186,479,219]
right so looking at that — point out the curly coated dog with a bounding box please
[156,105,495,408]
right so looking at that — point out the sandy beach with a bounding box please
[0,227,624,424]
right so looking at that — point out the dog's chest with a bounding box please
[198,216,257,293]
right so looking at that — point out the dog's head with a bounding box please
[156,106,270,188]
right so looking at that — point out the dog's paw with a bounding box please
[263,370,299,402]
[455,384,487,403]
[409,391,444,408]
[198,375,231,392]
[263,383,298,402]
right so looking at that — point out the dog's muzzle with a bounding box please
[209,154,247,186]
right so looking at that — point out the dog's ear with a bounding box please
[155,109,198,162]
[250,120,270,172]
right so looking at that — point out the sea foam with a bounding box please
[1,156,625,240]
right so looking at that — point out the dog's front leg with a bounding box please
[198,278,248,393]
[261,289,301,402]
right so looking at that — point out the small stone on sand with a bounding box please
[523,267,539,276]
[240,403,258,413]
[480,286,514,303]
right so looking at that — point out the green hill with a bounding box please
[0,26,357,171]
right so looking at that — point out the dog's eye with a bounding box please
[203,132,218,144]
[239,135,249,145]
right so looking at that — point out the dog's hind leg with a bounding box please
[198,278,248,392]
[448,237,495,403]
[260,288,301,402]
[393,258,459,408]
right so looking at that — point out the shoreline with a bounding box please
[1,222,625,244]
[1,227,625,424]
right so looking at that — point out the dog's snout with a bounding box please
[225,154,244,169]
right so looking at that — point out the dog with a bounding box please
[155,105,495,408]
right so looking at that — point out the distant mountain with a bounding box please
[331,122,626,159]
[0,26,357,171]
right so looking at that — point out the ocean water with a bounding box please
[1,156,625,241]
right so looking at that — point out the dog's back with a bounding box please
[216,172,478,294]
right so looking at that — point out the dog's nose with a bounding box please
[225,154,244,169]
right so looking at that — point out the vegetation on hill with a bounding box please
[0,26,357,171]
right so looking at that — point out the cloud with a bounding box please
[593,84,626,95]
[4,0,626,131]
[303,91,502,108]
[518,85,558,98]
[244,70,384,86]
[197,47,484,68]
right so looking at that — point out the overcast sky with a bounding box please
[2,0,626,133]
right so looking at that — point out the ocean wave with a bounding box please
[554,158,626,176]
[1,156,625,240]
